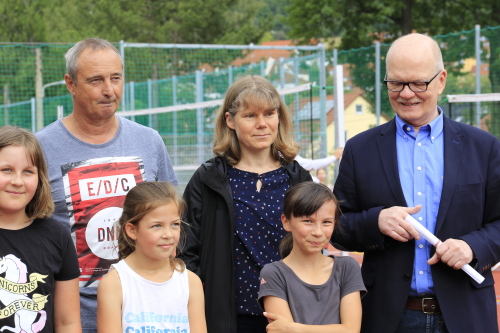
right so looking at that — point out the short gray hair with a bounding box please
[65,38,123,85]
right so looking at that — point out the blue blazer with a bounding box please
[332,116,500,333]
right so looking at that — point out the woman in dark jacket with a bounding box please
[180,75,311,333]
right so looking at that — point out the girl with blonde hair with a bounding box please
[97,182,206,333]
[0,125,81,333]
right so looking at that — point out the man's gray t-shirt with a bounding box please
[258,256,366,325]
[37,116,178,331]
[36,115,177,290]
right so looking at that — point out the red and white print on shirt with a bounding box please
[61,156,146,288]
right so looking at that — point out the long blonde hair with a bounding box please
[213,75,299,165]
[0,125,54,220]
[117,181,186,271]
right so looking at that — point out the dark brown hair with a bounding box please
[279,182,341,258]
[0,125,54,220]
[117,181,186,271]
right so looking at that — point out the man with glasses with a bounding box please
[332,33,500,333]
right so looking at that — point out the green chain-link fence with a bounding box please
[1,26,499,190]
[0,42,328,189]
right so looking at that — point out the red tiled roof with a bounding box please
[325,88,364,124]
[230,40,318,67]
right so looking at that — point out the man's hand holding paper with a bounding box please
[428,238,474,270]
[378,205,422,242]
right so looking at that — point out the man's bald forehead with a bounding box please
[386,33,444,72]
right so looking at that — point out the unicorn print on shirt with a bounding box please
[0,254,49,333]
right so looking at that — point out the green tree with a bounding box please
[264,0,291,40]
[46,0,237,44]
[216,0,272,45]
[286,0,413,49]
[0,0,50,42]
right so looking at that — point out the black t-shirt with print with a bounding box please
[0,217,79,332]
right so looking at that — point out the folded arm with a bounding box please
[263,292,362,333]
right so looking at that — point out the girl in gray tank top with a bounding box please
[258,182,366,332]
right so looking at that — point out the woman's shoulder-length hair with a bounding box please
[213,74,299,165]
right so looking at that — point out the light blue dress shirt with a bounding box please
[395,108,444,295]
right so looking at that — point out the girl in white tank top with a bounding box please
[97,182,207,333]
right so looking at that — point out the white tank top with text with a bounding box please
[113,260,190,333]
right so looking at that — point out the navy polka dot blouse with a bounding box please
[228,165,290,315]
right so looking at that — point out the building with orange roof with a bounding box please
[289,88,388,181]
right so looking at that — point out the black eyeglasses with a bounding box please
[384,71,442,92]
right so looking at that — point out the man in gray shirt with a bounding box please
[36,38,177,333]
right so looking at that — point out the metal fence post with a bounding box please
[147,79,153,128]
[172,76,178,166]
[294,54,300,139]
[280,57,285,89]
[35,48,44,131]
[31,98,36,133]
[475,25,481,127]
[228,65,233,86]
[332,49,341,181]
[57,105,64,119]
[3,84,9,125]
[333,49,339,150]
[120,40,126,112]
[196,70,204,165]
[129,81,135,122]
[375,41,381,126]
[319,44,327,157]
